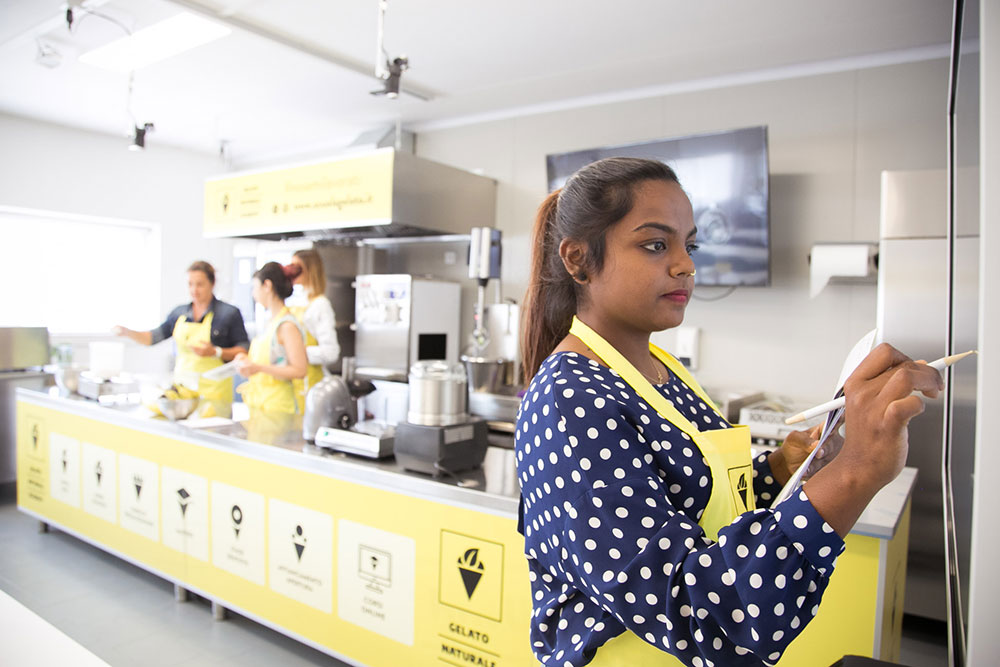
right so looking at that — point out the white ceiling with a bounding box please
[0,0,953,164]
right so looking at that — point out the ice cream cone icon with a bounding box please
[458,548,485,598]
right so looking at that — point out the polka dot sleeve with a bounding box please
[752,452,783,506]
[515,352,846,667]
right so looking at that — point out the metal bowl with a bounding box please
[157,397,199,421]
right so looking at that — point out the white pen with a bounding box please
[784,350,977,425]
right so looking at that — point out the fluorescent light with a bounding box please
[78,12,230,72]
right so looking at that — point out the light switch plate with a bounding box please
[674,326,700,370]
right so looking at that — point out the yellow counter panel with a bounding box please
[16,390,912,666]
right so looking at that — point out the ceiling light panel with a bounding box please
[78,12,231,72]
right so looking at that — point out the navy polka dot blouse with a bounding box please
[515,352,845,666]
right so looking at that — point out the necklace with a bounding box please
[644,354,664,384]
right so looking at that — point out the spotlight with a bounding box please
[371,56,407,98]
[129,122,154,151]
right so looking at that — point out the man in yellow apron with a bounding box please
[115,261,250,417]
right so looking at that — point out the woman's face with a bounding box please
[187,270,214,304]
[250,277,266,306]
[583,179,697,333]
[289,255,304,285]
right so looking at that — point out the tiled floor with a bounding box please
[0,495,949,667]
[0,497,350,667]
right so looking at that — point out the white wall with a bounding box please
[0,112,236,369]
[0,111,236,319]
[967,0,999,661]
[416,59,948,404]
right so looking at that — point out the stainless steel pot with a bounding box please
[407,360,467,426]
[462,355,513,394]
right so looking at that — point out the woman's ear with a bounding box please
[559,238,590,283]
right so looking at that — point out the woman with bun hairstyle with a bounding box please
[288,248,340,408]
[235,262,307,414]
[514,157,943,666]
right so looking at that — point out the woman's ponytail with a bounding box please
[520,190,578,386]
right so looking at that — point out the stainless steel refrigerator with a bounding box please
[877,168,979,623]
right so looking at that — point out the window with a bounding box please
[0,206,160,334]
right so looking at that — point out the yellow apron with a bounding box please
[289,303,323,411]
[238,308,301,414]
[569,317,754,666]
[172,312,232,410]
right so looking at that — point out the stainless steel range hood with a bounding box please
[203,148,496,241]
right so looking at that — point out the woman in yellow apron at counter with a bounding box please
[514,158,943,667]
[288,248,340,409]
[114,260,250,417]
[235,261,307,415]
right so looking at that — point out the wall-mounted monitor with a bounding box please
[546,125,770,287]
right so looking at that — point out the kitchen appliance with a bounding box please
[354,274,461,380]
[406,360,467,426]
[304,366,391,458]
[878,169,979,622]
[0,327,50,485]
[393,360,488,476]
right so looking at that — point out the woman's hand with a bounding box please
[768,424,822,486]
[838,344,944,488]
[803,343,944,536]
[235,353,257,378]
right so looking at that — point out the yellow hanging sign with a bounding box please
[203,148,396,237]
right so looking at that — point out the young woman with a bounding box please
[235,262,307,414]
[288,248,340,407]
[515,157,942,666]
[115,260,249,410]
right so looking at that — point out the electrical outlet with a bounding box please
[674,326,700,370]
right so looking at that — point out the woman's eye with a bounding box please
[641,240,667,253]
[686,243,700,255]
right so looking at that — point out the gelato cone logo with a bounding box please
[95,461,103,485]
[133,474,144,499]
[439,531,504,621]
[458,548,485,599]
[232,504,243,537]
[293,524,307,561]
[177,488,190,517]
[62,450,68,473]
[32,424,39,450]
[728,465,753,513]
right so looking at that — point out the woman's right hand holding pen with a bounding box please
[803,343,944,537]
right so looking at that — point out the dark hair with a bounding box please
[254,261,295,300]
[520,157,680,385]
[187,260,215,285]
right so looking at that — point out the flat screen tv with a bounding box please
[546,126,770,287]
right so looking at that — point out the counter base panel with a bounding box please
[17,393,910,666]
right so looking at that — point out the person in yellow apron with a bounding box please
[514,157,942,666]
[287,248,340,410]
[235,262,308,415]
[114,260,250,418]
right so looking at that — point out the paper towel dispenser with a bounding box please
[807,242,878,298]
[203,148,497,240]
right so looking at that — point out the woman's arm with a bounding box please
[304,296,340,365]
[516,360,842,666]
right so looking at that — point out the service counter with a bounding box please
[15,388,913,666]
